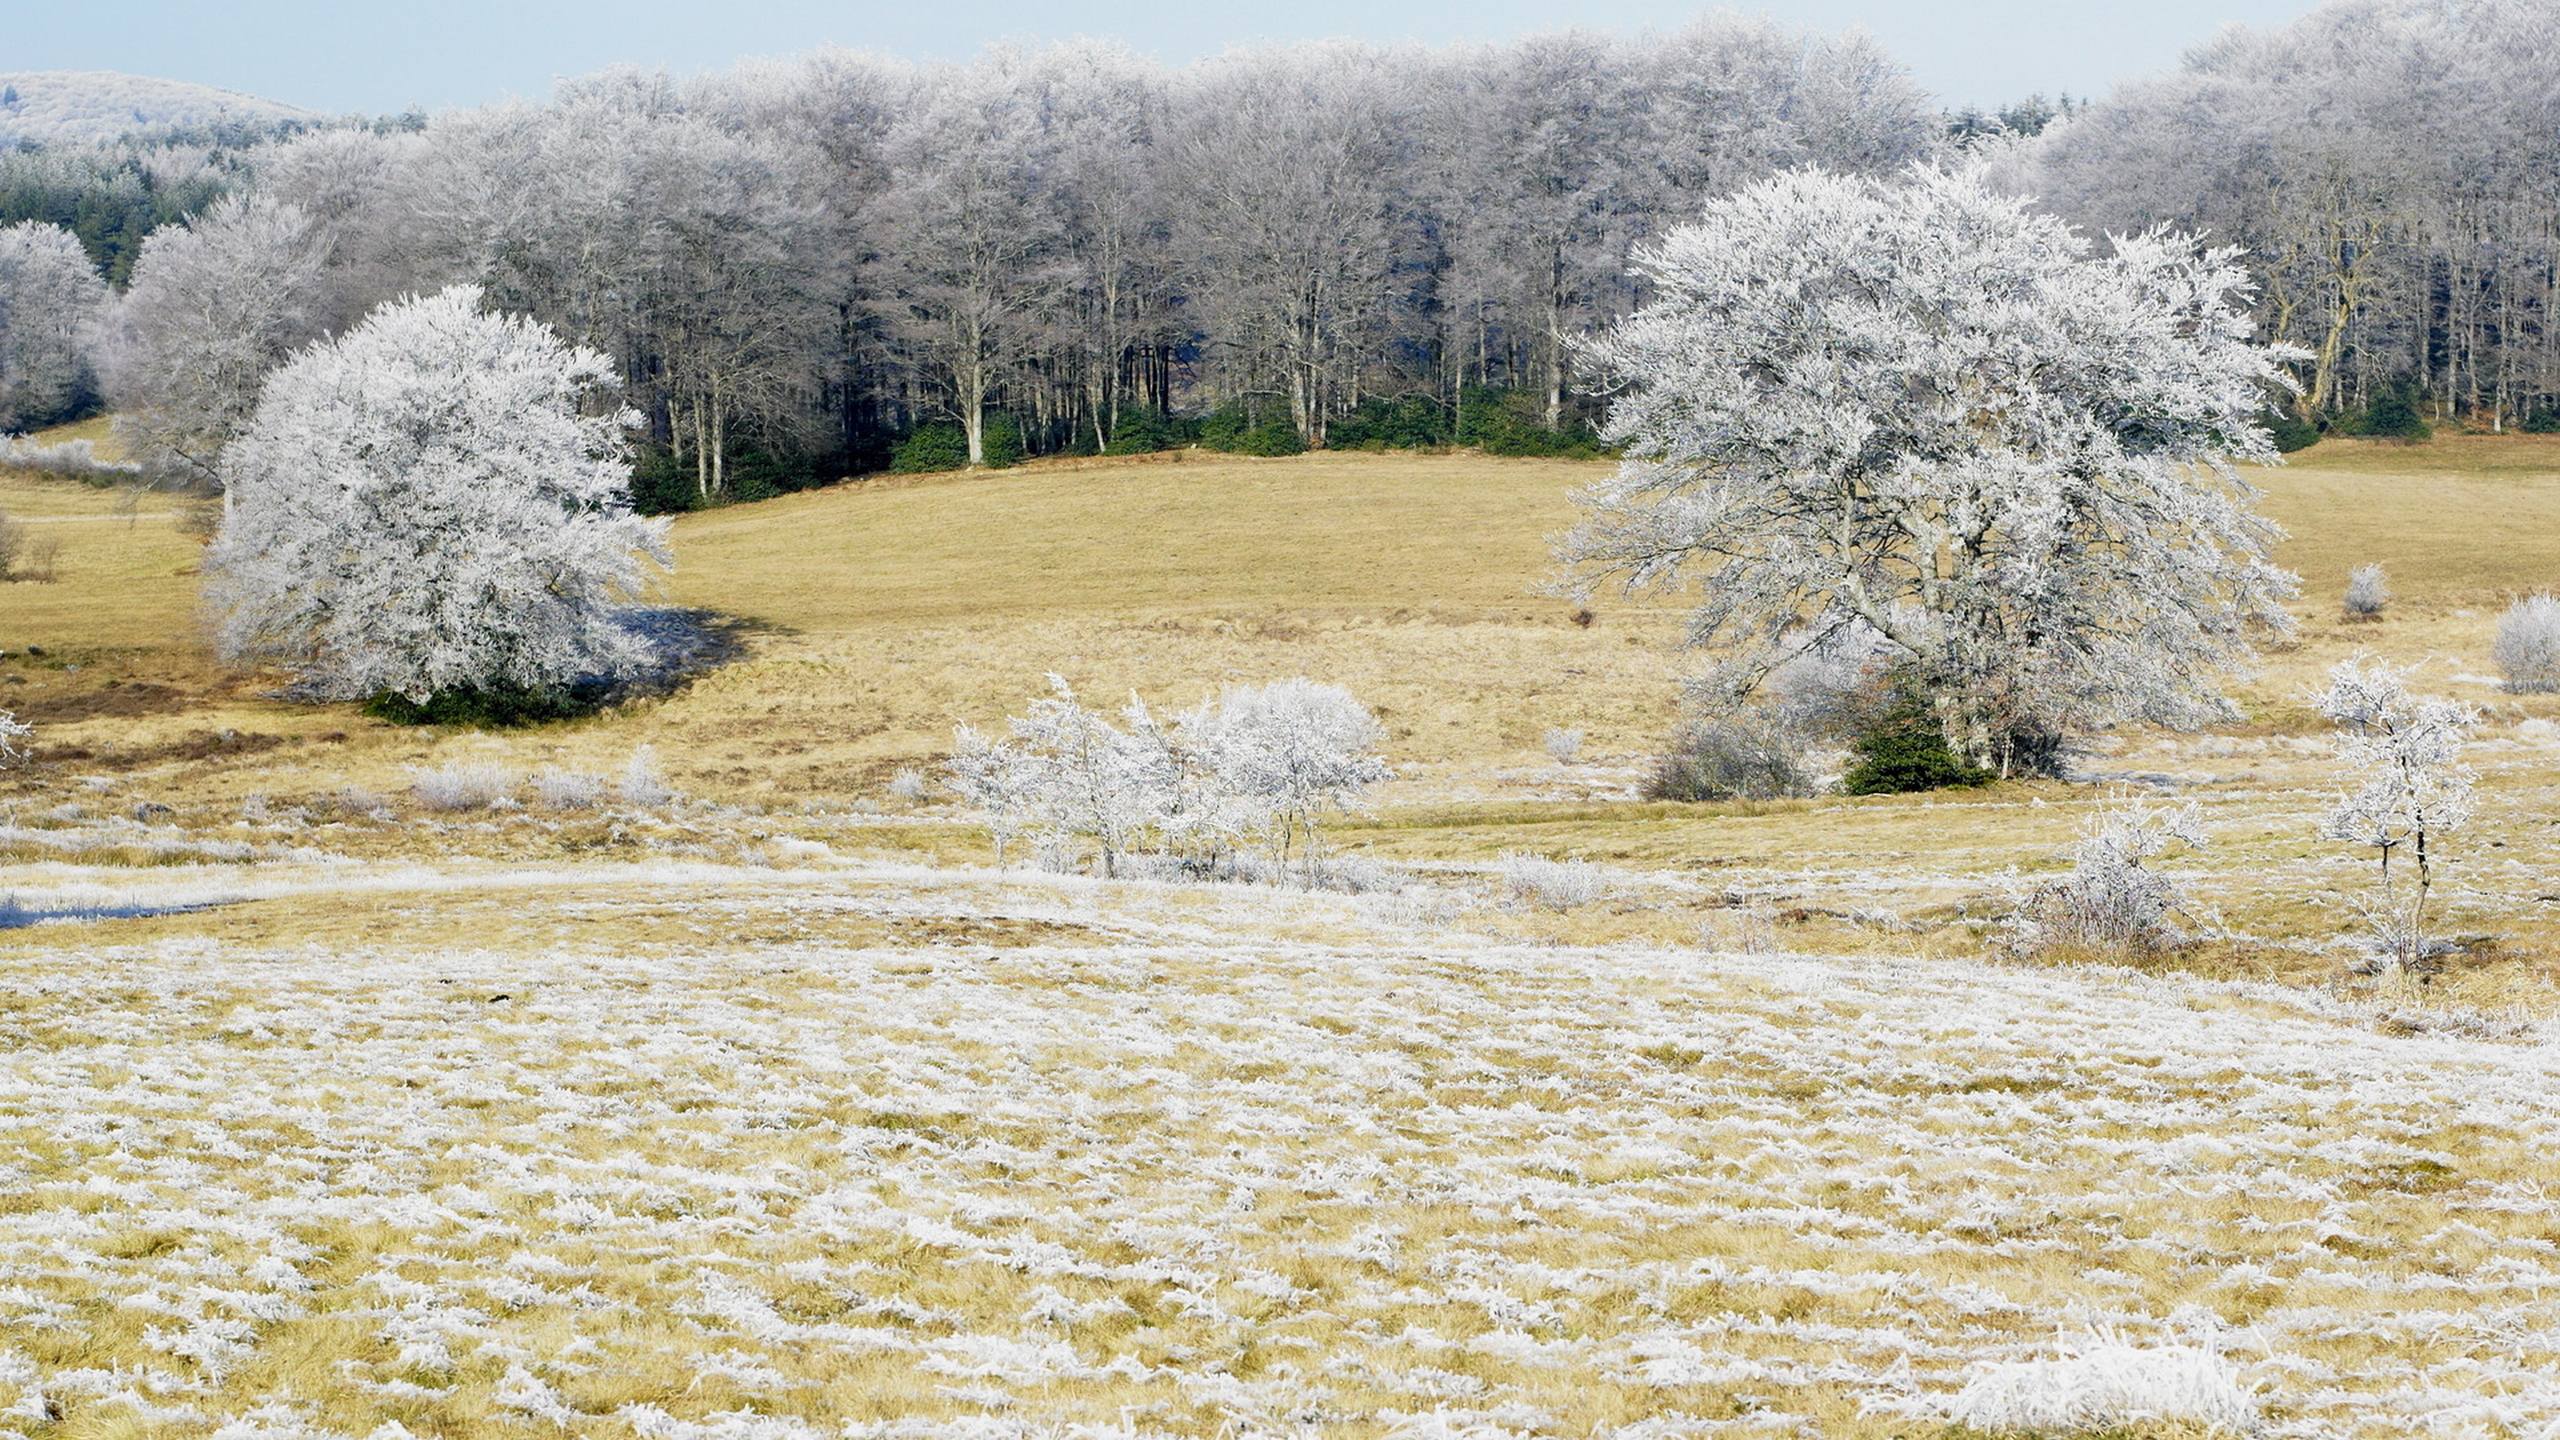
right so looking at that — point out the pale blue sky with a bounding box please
[17,0,2319,115]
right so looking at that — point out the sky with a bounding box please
[12,0,2322,115]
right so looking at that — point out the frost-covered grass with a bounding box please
[1497,850,1607,910]
[5,439,2560,1431]
[409,761,515,812]
[0,864,2556,1436]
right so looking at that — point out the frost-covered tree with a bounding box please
[950,676,1390,883]
[946,721,1046,865]
[877,52,1066,468]
[1197,679,1391,878]
[2010,0,2560,429]
[206,285,670,706]
[997,676,1161,878]
[1563,166,2301,774]
[1167,46,1402,445]
[2313,659,2478,970]
[0,221,109,432]
[100,193,331,490]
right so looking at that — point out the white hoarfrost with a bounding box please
[0,708,29,768]
[205,285,670,704]
[0,862,2555,1434]
[2490,594,2560,693]
[0,221,109,433]
[2002,797,2210,958]
[948,676,1389,881]
[2313,659,2478,969]
[1946,1336,2258,1434]
[1564,166,2300,773]
[1498,851,1607,911]
[2343,562,2389,620]
[101,193,332,485]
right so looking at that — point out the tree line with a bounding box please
[1994,0,2560,431]
[16,22,1940,500]
[6,0,2557,496]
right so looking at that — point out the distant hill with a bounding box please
[0,70,311,147]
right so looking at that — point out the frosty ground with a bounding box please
[5,857,2559,1439]
[8,438,2560,1436]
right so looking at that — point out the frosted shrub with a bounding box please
[1542,727,1584,765]
[2315,659,2477,970]
[948,675,1389,883]
[408,762,515,812]
[2491,594,2560,693]
[0,436,139,479]
[1947,1338,2257,1434]
[886,767,928,801]
[0,709,30,768]
[531,769,604,811]
[1196,678,1391,879]
[947,723,1044,865]
[1499,852,1605,911]
[2342,563,2388,620]
[618,745,673,809]
[2004,799,2209,958]
[1646,709,1814,801]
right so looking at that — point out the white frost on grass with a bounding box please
[1,865,2557,1435]
[1945,1336,2259,1433]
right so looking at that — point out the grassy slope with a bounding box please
[5,433,2560,995]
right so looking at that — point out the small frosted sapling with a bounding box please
[2313,659,2478,971]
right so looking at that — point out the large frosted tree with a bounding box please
[0,221,109,432]
[1563,167,2300,773]
[99,193,331,490]
[207,286,670,706]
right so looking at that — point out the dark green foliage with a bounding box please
[631,439,839,513]
[629,444,703,515]
[2336,386,2432,442]
[363,684,591,728]
[979,412,1023,469]
[1840,688,1995,795]
[2521,406,2560,434]
[890,416,1021,472]
[1644,715,1812,802]
[0,144,235,285]
[1103,407,1187,455]
[1199,399,1306,457]
[1454,386,1605,458]
[890,422,970,474]
[2263,400,2320,453]
[723,444,803,502]
[1328,395,1452,450]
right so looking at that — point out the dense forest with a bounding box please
[4,0,2556,508]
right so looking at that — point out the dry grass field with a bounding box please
[5,431,2560,1436]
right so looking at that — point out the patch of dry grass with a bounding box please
[6,436,2560,996]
